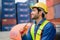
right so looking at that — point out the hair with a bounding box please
[32,7,47,18]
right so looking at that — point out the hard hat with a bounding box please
[31,2,48,12]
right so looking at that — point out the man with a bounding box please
[10,2,56,40]
[25,2,56,40]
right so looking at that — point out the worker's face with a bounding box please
[31,8,40,20]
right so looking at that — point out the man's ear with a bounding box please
[39,11,43,15]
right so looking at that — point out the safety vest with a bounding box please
[30,20,49,40]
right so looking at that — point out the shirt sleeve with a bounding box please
[22,28,32,40]
[41,22,56,40]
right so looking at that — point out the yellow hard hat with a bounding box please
[31,2,48,12]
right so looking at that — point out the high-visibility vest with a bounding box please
[30,20,49,40]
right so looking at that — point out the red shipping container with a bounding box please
[2,18,16,25]
[54,0,60,5]
[46,0,54,7]
[46,7,55,20]
[49,18,60,25]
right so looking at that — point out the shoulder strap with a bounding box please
[30,24,35,40]
[36,20,49,40]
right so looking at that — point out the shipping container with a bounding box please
[2,25,15,31]
[17,8,30,13]
[18,13,30,17]
[17,13,31,23]
[2,18,16,25]
[54,4,60,18]
[2,0,16,18]
[54,0,60,5]
[18,19,31,24]
[2,0,15,8]
[16,2,29,8]
[2,7,15,12]
[46,0,54,7]
[2,2,15,8]
[0,17,2,31]
[46,0,60,20]
[2,0,15,2]
[0,4,1,21]
[16,2,31,24]
[46,6,55,20]
[2,13,16,18]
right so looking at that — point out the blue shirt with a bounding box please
[22,18,56,40]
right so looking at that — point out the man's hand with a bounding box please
[10,23,32,40]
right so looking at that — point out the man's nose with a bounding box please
[31,11,33,14]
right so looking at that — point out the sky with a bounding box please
[15,0,46,4]
[0,0,1,8]
[38,0,46,4]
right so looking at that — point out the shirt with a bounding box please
[22,18,56,40]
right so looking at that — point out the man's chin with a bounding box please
[31,18,35,20]
[31,18,34,20]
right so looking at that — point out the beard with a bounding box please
[31,15,39,20]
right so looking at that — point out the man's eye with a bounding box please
[32,10,35,11]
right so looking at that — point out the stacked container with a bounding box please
[46,1,60,40]
[2,0,16,18]
[2,0,16,31]
[0,8,1,31]
[46,0,55,20]
[16,2,31,24]
[46,0,60,19]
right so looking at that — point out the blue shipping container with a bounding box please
[16,2,29,9]
[2,13,16,18]
[2,0,15,2]
[2,7,16,12]
[17,13,30,18]
[18,19,31,24]
[2,1,15,8]
[17,8,30,13]
[2,25,15,31]
[2,4,15,8]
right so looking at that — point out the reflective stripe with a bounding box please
[30,20,49,40]
[30,24,35,40]
[36,20,49,40]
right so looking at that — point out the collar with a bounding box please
[34,18,46,25]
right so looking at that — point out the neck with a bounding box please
[35,16,42,25]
